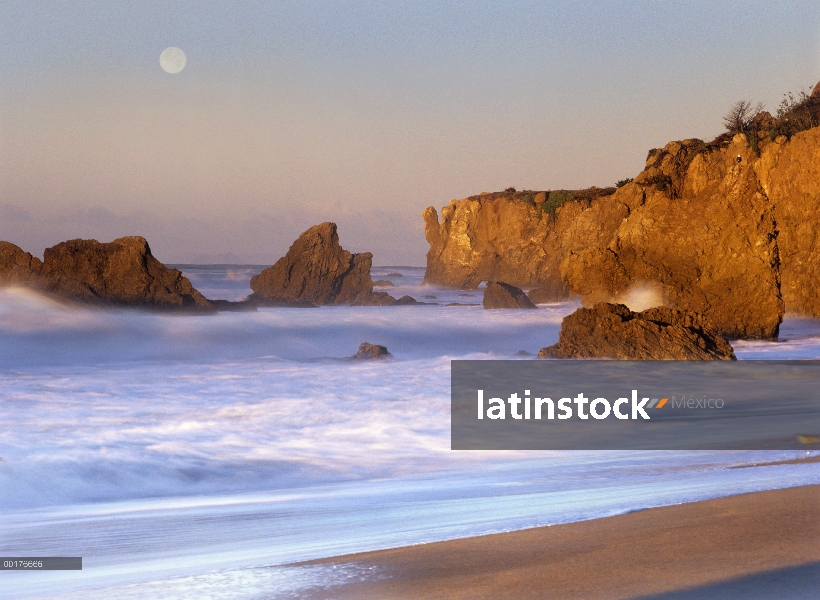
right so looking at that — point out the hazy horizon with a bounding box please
[2,1,819,265]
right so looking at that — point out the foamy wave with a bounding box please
[0,288,117,333]
[0,293,569,370]
[615,282,665,312]
[2,267,820,599]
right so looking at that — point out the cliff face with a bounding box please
[423,188,623,291]
[424,125,820,339]
[756,127,820,317]
[562,136,783,339]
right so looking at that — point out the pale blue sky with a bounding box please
[1,1,819,264]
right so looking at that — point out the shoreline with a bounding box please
[298,484,820,599]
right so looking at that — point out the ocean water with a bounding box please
[1,266,819,599]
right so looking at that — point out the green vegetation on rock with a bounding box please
[538,190,574,220]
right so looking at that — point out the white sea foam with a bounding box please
[1,267,819,599]
[617,281,665,312]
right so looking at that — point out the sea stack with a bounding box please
[1,237,213,311]
[250,222,374,306]
[41,236,214,311]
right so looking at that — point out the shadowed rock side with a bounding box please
[528,280,577,304]
[482,281,536,309]
[0,242,44,288]
[1,237,213,311]
[249,223,374,305]
[539,303,736,360]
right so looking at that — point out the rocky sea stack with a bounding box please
[249,222,373,306]
[1,237,213,312]
[539,303,736,360]
[250,222,418,306]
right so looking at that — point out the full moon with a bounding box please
[159,47,186,74]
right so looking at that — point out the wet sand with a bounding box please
[299,484,820,599]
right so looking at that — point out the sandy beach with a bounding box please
[301,484,820,600]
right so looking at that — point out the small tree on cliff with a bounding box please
[723,100,764,133]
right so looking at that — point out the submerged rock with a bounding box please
[351,291,420,306]
[352,291,398,306]
[483,281,537,309]
[250,223,373,305]
[373,279,395,287]
[354,342,391,359]
[539,303,736,360]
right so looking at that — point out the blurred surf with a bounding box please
[1,266,819,599]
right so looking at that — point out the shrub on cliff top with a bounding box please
[723,100,764,134]
[540,190,574,218]
[777,88,812,119]
[774,87,817,137]
[715,85,818,145]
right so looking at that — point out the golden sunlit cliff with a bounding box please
[423,86,820,339]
